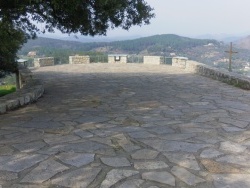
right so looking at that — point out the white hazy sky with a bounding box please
[43,0,250,38]
[105,0,250,37]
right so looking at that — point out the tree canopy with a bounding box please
[0,0,154,73]
[0,21,27,76]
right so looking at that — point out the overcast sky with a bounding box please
[43,0,250,39]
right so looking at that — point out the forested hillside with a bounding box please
[110,34,219,53]
[19,34,219,56]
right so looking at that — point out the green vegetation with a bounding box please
[1,0,154,73]
[111,34,220,53]
[19,34,219,58]
[0,85,16,97]
[0,21,27,75]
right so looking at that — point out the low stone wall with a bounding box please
[182,60,250,90]
[0,67,44,114]
[34,57,54,67]
[69,56,90,64]
[143,56,161,65]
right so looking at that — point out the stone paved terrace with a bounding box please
[1,64,250,188]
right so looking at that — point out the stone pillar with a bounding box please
[108,55,127,64]
[172,57,188,68]
[69,56,90,64]
[34,57,55,67]
[143,56,161,65]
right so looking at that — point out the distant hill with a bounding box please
[18,34,250,74]
[19,34,219,56]
[235,36,250,50]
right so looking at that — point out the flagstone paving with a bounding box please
[1,64,250,187]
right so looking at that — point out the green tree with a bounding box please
[0,21,27,76]
[0,0,154,73]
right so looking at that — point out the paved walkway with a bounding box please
[1,64,250,188]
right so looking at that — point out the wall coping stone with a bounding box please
[184,60,250,90]
[0,67,44,114]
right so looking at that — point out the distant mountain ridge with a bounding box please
[20,34,219,55]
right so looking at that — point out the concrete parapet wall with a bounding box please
[69,56,90,64]
[184,60,250,90]
[143,56,161,65]
[0,68,44,114]
[34,57,54,67]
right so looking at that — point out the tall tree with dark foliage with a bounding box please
[0,0,154,73]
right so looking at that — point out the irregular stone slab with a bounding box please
[140,139,210,152]
[11,184,48,188]
[216,154,250,167]
[146,126,175,135]
[0,146,14,155]
[192,116,217,123]
[222,132,250,143]
[101,157,131,167]
[201,159,242,173]
[131,149,159,160]
[220,141,246,153]
[52,168,101,188]
[21,159,68,183]
[40,141,109,154]
[0,171,18,180]
[199,171,209,177]
[61,121,78,126]
[76,116,110,124]
[56,152,95,167]
[188,102,210,106]
[0,154,48,172]
[171,166,205,186]
[0,132,43,145]
[0,129,16,136]
[159,133,196,141]
[200,148,224,158]
[221,124,246,132]
[180,127,213,133]
[113,134,140,152]
[20,121,64,129]
[128,131,156,139]
[90,137,113,146]
[4,132,23,139]
[212,174,250,188]
[44,134,80,145]
[134,161,168,170]
[194,134,224,144]
[100,169,139,188]
[164,153,200,170]
[118,126,145,133]
[95,123,117,129]
[13,141,46,153]
[118,179,144,188]
[121,117,142,126]
[73,129,93,138]
[90,129,120,137]
[219,118,249,128]
[44,125,74,134]
[142,171,175,186]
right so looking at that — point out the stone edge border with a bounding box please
[183,60,250,90]
[0,68,44,114]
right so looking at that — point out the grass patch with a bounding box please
[0,85,16,97]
